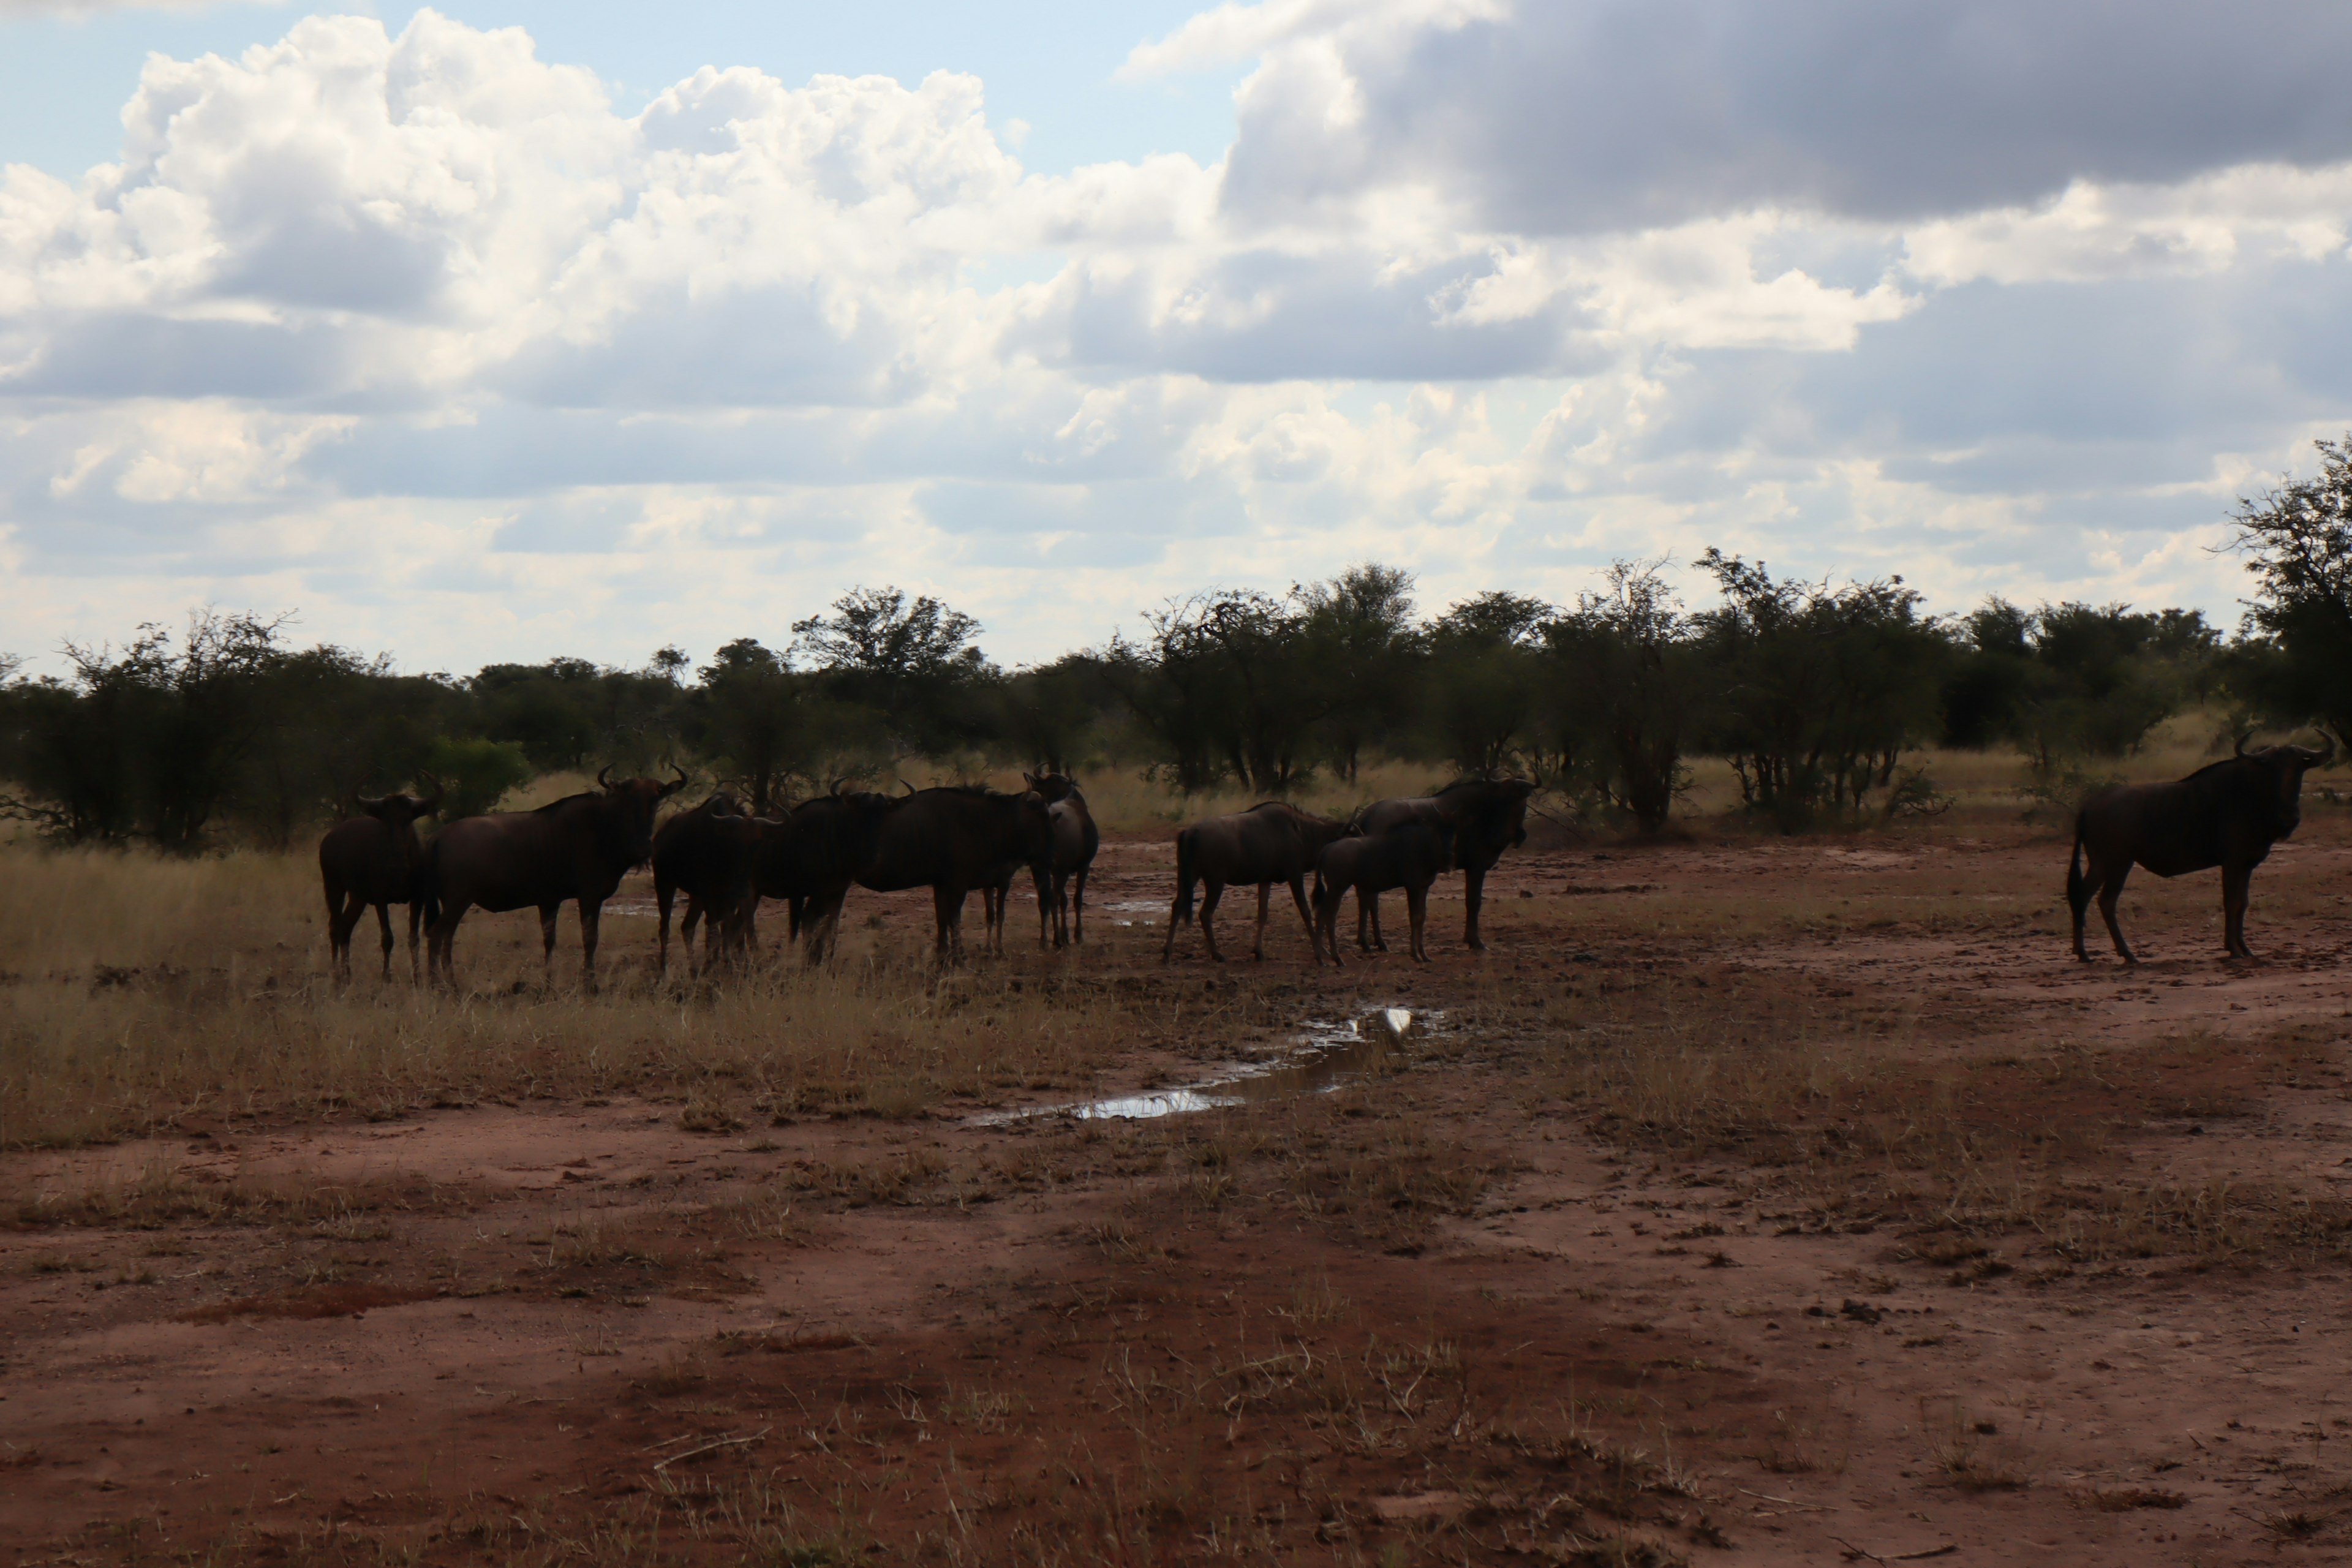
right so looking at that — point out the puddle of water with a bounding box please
[981,1007,1436,1123]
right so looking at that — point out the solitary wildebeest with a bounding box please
[317,776,443,981]
[1023,772,1099,949]
[2068,739,2334,963]
[854,785,1053,961]
[1163,802,1354,963]
[1353,778,1535,952]
[422,765,687,987]
[1314,818,1455,966]
[742,785,906,963]
[652,793,760,976]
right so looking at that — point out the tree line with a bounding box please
[9,434,2352,851]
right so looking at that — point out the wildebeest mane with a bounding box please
[532,790,600,815]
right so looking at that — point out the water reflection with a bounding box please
[984,1007,1436,1123]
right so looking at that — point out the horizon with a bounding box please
[4,2,2350,680]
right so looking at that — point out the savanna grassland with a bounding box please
[7,749,2352,1567]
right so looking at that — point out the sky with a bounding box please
[3,0,2351,677]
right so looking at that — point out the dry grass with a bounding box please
[0,843,1134,1149]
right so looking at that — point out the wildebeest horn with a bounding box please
[597,764,616,788]
[897,778,916,797]
[665,763,688,795]
[829,776,847,797]
[415,772,446,813]
[355,790,386,811]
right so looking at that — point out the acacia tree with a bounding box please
[2231,433,2352,744]
[1292,564,1419,783]
[790,586,993,756]
[1544,561,1699,832]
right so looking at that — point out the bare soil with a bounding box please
[10,813,2352,1565]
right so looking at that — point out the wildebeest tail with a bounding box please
[2065,812,2087,911]
[420,842,443,931]
[1171,829,1197,925]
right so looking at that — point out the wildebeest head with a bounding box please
[1023,771,1080,805]
[1439,777,1536,855]
[592,763,690,864]
[2237,737,2334,840]
[355,772,444,829]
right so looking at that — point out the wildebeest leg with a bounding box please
[1071,865,1088,944]
[578,899,602,990]
[655,884,676,978]
[930,885,960,961]
[1035,865,1055,950]
[1314,877,1344,968]
[1253,883,1272,960]
[427,900,471,987]
[802,892,844,965]
[1199,880,1228,963]
[406,901,423,982]
[1461,867,1487,951]
[373,902,396,982]
[325,888,360,978]
[2222,861,2256,960]
[538,903,562,983]
[2095,863,2135,963]
[1357,891,1387,952]
[1286,875,1317,957]
[1406,883,1431,962]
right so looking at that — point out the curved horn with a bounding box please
[830,775,847,797]
[597,764,616,789]
[355,790,386,812]
[414,772,446,813]
[897,778,916,797]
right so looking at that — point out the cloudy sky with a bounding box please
[4,0,2351,675]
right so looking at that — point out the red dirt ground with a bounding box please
[9,813,2352,1564]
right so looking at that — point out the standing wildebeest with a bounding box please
[317,777,443,981]
[423,765,687,987]
[1353,778,1534,953]
[2068,739,2334,963]
[1313,818,1455,966]
[854,786,1053,961]
[742,785,906,963]
[652,793,760,976]
[1163,802,1353,963]
[1022,772,1099,949]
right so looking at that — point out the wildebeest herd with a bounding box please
[318,741,2332,984]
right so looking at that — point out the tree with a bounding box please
[1544,561,1700,832]
[1292,564,1419,782]
[791,587,993,755]
[687,638,805,813]
[1420,592,1550,777]
[1692,552,1949,828]
[2231,433,2352,743]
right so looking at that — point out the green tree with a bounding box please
[2230,433,2352,744]
[1544,561,1701,832]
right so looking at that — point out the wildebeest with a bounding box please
[1352,778,1534,952]
[652,793,760,976]
[854,785,1053,960]
[422,765,687,987]
[743,785,906,963]
[1314,818,1455,966]
[317,776,443,981]
[2068,739,2334,963]
[1163,802,1354,963]
[1023,772,1099,949]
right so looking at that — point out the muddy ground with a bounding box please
[9,815,2352,1565]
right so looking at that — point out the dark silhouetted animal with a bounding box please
[854,786,1053,960]
[652,793,760,976]
[317,777,442,980]
[423,766,687,987]
[741,785,905,963]
[1314,818,1455,966]
[1163,802,1353,963]
[1353,778,1534,952]
[2068,740,2333,963]
[1023,772,1099,948]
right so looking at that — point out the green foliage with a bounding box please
[1544,562,1702,832]
[2230,433,2352,744]
[1692,552,1950,831]
[423,736,534,820]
